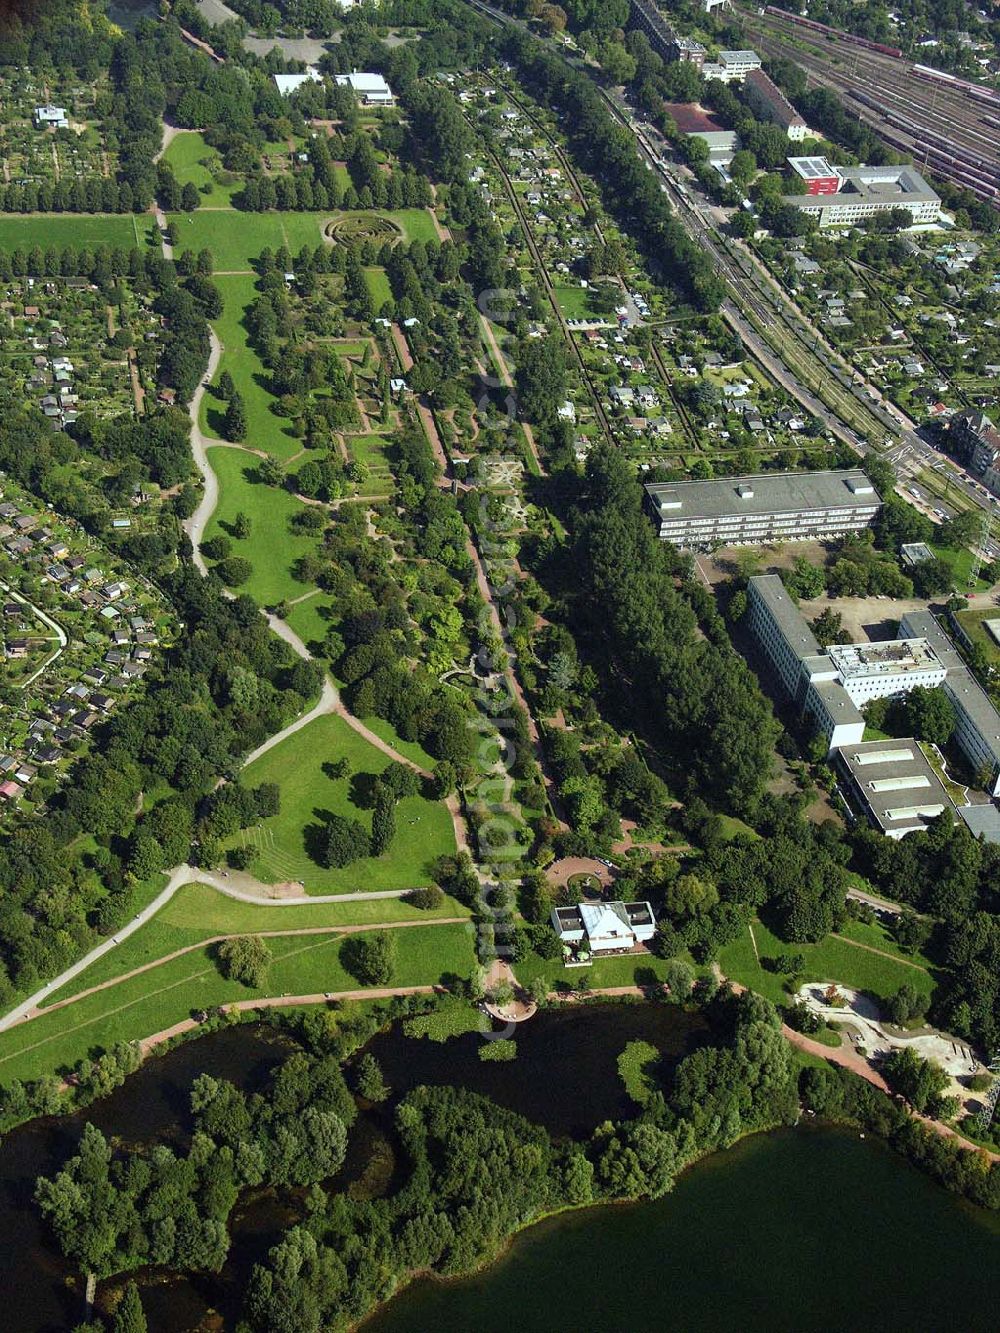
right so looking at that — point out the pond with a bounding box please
[362,1002,709,1137]
[367,1125,1000,1333]
[0,1024,290,1333]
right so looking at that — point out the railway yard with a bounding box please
[740,7,1000,208]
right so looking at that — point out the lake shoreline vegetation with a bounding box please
[32,988,1000,1332]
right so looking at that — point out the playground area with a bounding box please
[797,982,982,1102]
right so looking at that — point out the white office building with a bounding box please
[702,49,762,83]
[335,71,395,105]
[785,164,941,228]
[644,470,881,549]
[747,577,950,755]
[900,611,1000,795]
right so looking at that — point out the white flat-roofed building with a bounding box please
[900,610,1000,795]
[709,49,762,82]
[747,577,950,756]
[551,901,656,953]
[825,638,947,705]
[837,739,954,839]
[274,69,322,96]
[335,71,395,105]
[34,105,68,128]
[644,470,881,549]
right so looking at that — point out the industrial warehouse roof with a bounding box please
[644,470,880,519]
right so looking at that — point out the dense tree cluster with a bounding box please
[35,1050,354,1278]
[564,445,779,816]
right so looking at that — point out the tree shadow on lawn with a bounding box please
[348,771,382,810]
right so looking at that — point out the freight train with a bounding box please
[762,7,901,56]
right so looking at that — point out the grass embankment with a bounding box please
[231,712,456,892]
[719,918,936,1008]
[41,879,471,1009]
[0,922,473,1085]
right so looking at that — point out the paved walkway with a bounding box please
[183,327,222,574]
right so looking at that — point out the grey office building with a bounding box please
[644,470,881,548]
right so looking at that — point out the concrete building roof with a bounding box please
[750,574,821,657]
[274,70,321,96]
[827,638,943,682]
[838,738,952,834]
[958,803,1000,843]
[900,611,1000,769]
[644,470,879,522]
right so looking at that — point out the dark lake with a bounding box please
[2,1009,999,1332]
[367,1125,1000,1333]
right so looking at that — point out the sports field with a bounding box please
[0,213,146,249]
[234,712,456,891]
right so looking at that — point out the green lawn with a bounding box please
[364,266,392,310]
[928,542,988,592]
[284,592,335,650]
[0,214,145,249]
[515,950,675,991]
[232,712,456,891]
[167,208,437,271]
[0,922,473,1084]
[203,447,319,605]
[167,210,331,271]
[553,283,597,319]
[163,131,241,207]
[201,272,302,459]
[953,606,1000,667]
[42,879,470,1008]
[347,432,394,494]
[719,919,937,1008]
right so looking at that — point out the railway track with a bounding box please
[741,10,1000,205]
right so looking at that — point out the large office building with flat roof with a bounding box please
[785,163,940,228]
[899,610,1000,795]
[838,739,953,839]
[644,470,881,549]
[838,739,1000,841]
[747,576,949,755]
